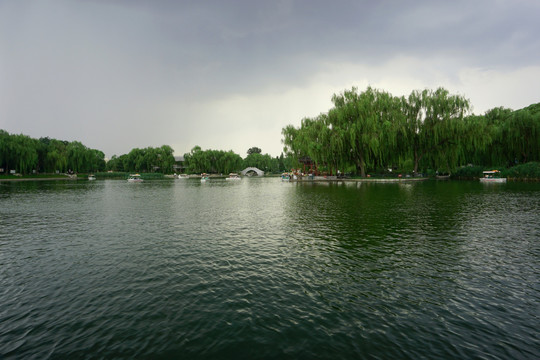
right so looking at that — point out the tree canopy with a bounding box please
[282,86,540,176]
[0,131,106,174]
[106,145,175,173]
[247,147,262,155]
[183,146,287,174]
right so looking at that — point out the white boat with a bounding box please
[127,174,143,182]
[225,173,241,181]
[178,174,189,179]
[201,173,209,182]
[88,174,96,181]
[480,170,507,183]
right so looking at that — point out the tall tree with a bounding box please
[330,87,403,176]
[404,88,471,174]
[247,147,262,155]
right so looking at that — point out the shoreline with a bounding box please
[0,177,77,182]
[2,176,538,183]
[288,177,429,183]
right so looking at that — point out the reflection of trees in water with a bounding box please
[281,181,488,298]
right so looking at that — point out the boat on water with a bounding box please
[281,173,290,181]
[480,170,507,183]
[201,173,209,182]
[127,174,143,182]
[225,173,241,181]
[178,174,189,179]
[88,174,96,181]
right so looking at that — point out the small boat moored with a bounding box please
[480,170,507,183]
[88,174,96,181]
[127,174,143,182]
[225,173,241,181]
[201,173,209,182]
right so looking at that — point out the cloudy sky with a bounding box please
[1,0,539,158]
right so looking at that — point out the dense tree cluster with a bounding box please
[182,146,244,174]
[0,128,293,176]
[0,131,106,174]
[282,87,540,176]
[105,145,175,173]
[183,146,293,174]
[466,104,540,166]
[246,147,262,155]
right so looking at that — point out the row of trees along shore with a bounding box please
[182,146,295,174]
[104,146,176,173]
[0,131,178,175]
[282,86,540,177]
[0,131,106,174]
[0,130,292,175]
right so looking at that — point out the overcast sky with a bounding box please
[1,0,539,158]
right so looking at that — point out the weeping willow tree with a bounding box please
[403,88,471,174]
[503,104,540,164]
[282,87,406,176]
[183,146,244,174]
[45,139,68,173]
[283,87,473,176]
[282,87,537,177]
[482,107,514,166]
[282,114,343,174]
[0,132,39,174]
[329,87,405,177]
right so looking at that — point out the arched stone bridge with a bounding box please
[241,167,265,176]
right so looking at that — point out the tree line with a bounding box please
[281,86,540,176]
[182,146,294,174]
[0,131,106,174]
[0,130,178,175]
[105,145,176,173]
[0,129,295,176]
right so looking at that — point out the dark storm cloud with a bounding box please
[1,0,539,157]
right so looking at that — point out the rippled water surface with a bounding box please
[1,178,539,359]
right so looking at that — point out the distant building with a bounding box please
[174,155,185,173]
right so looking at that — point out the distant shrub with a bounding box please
[452,166,484,179]
[501,162,540,179]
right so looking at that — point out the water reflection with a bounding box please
[0,178,538,359]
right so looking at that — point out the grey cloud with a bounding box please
[1,0,539,157]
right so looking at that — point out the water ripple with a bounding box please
[0,179,538,359]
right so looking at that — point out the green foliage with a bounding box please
[282,86,540,178]
[452,166,485,179]
[247,147,262,155]
[244,152,280,173]
[0,130,105,174]
[501,162,540,179]
[106,145,175,173]
[183,146,244,174]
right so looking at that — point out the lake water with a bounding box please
[1,178,539,359]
